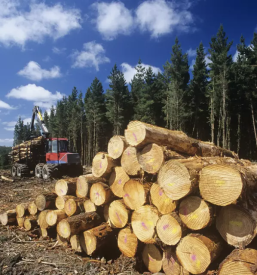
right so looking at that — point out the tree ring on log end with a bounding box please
[109,167,130,198]
[125,121,146,147]
[108,136,127,159]
[109,200,129,228]
[142,244,162,273]
[118,227,138,258]
[57,219,71,239]
[121,146,141,176]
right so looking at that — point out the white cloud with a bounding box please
[0,138,13,145]
[6,84,63,109]
[92,2,134,40]
[52,47,66,54]
[43,56,51,62]
[3,120,16,131]
[72,41,110,71]
[190,59,195,70]
[0,99,14,109]
[18,61,62,81]
[187,48,196,57]
[121,62,162,83]
[135,0,193,38]
[0,0,81,47]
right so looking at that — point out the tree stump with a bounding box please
[28,201,37,215]
[46,210,67,226]
[35,193,57,211]
[121,146,141,176]
[142,244,163,273]
[84,199,97,212]
[0,210,17,225]
[199,165,243,206]
[64,198,85,217]
[24,216,38,231]
[80,223,113,255]
[118,227,138,257]
[176,234,222,274]
[76,175,106,198]
[70,235,82,252]
[92,152,116,178]
[108,135,128,159]
[216,205,256,248]
[109,167,130,198]
[90,182,113,206]
[57,212,101,239]
[109,200,130,228]
[150,183,176,214]
[16,203,29,218]
[55,178,77,196]
[55,195,76,210]
[131,205,159,243]
[179,196,214,230]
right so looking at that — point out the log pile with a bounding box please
[1,121,257,274]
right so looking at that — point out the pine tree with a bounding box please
[43,111,50,131]
[85,88,94,165]
[49,106,57,137]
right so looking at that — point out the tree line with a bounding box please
[14,25,257,164]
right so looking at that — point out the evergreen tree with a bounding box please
[43,111,50,131]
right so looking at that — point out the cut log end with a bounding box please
[108,135,128,159]
[142,244,163,273]
[90,182,113,206]
[57,219,71,239]
[121,146,141,176]
[0,210,17,225]
[38,210,49,229]
[24,217,37,231]
[92,152,115,178]
[118,227,138,258]
[84,199,97,212]
[55,195,75,210]
[109,166,130,198]
[55,178,77,196]
[28,201,37,215]
[35,193,57,211]
[125,121,146,147]
[64,198,84,217]
[109,200,129,228]
[46,210,67,227]
[16,203,28,218]
[70,235,82,252]
[17,217,25,227]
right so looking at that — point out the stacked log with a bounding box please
[2,120,257,274]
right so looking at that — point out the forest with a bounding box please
[13,25,257,164]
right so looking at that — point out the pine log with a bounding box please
[46,210,67,226]
[64,198,85,217]
[57,212,101,239]
[55,178,77,196]
[138,143,186,174]
[38,210,49,229]
[35,192,57,211]
[28,201,37,215]
[176,233,222,274]
[216,205,257,248]
[24,216,38,231]
[123,179,150,210]
[179,196,214,230]
[125,120,237,158]
[16,203,29,218]
[76,174,106,198]
[142,244,163,273]
[108,135,128,159]
[70,235,82,252]
[57,234,69,246]
[17,217,25,227]
[218,249,257,275]
[109,167,130,198]
[131,205,159,244]
[40,227,57,238]
[121,146,142,176]
[92,152,116,178]
[118,227,138,258]
[55,195,76,210]
[156,213,184,246]
[0,210,17,225]
[84,199,97,212]
[80,223,113,255]
[109,200,130,228]
[90,182,113,206]
[150,183,177,214]
[163,248,190,275]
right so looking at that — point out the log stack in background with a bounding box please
[1,121,257,275]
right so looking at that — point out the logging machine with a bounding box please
[11,106,83,180]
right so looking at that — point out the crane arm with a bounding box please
[31,106,49,138]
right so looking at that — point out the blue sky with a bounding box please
[0,0,256,146]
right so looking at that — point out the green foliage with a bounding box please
[0,146,11,169]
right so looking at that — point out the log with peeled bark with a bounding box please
[70,235,82,252]
[76,174,106,198]
[163,248,190,275]
[38,210,49,229]
[156,213,184,246]
[83,199,97,212]
[90,182,113,206]
[17,217,25,227]
[123,179,150,210]
[64,198,85,217]
[46,210,67,227]
[125,120,238,158]
[150,183,177,214]
[57,212,101,239]
[55,178,77,196]
[218,249,257,275]
[0,210,17,225]
[108,200,130,228]
[28,201,37,215]
[92,152,116,178]
[109,167,130,198]
[121,146,142,176]
[131,205,159,244]
[216,205,257,248]
[55,195,76,210]
[80,223,113,255]
[24,216,38,231]
[16,203,29,218]
[138,143,186,174]
[35,192,57,211]
[108,135,128,159]
[118,227,138,258]
[142,244,163,273]
[179,196,214,230]
[176,233,222,275]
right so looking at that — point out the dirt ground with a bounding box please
[0,170,145,275]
